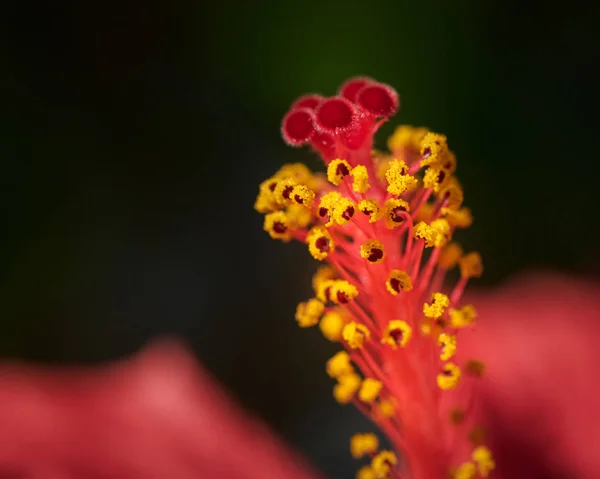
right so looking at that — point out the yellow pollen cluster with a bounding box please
[423,165,451,192]
[385,158,417,195]
[472,446,495,477]
[273,177,297,206]
[318,192,343,227]
[307,226,335,260]
[319,310,346,341]
[387,125,429,152]
[360,240,385,264]
[371,451,397,478]
[356,466,376,479]
[291,184,315,208]
[438,242,463,270]
[327,351,353,378]
[382,320,412,349]
[333,372,362,404]
[420,132,448,167]
[295,298,324,328]
[443,206,473,228]
[450,304,477,328]
[453,462,477,479]
[359,378,383,403]
[350,433,380,459]
[358,199,383,223]
[343,322,371,349]
[351,165,371,193]
[440,178,465,210]
[383,198,410,229]
[459,252,484,278]
[423,292,450,319]
[332,197,357,226]
[438,333,457,360]
[330,280,359,305]
[437,362,461,390]
[327,159,352,186]
[386,270,413,295]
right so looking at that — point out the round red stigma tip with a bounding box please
[292,94,324,111]
[356,82,399,117]
[338,77,374,103]
[281,108,315,146]
[314,97,357,133]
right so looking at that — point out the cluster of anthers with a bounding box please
[255,77,494,479]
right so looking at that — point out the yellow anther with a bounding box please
[449,408,465,425]
[472,446,495,477]
[383,198,410,229]
[327,158,352,186]
[307,226,335,260]
[439,177,464,210]
[423,292,450,319]
[295,298,324,328]
[378,398,395,417]
[316,279,336,302]
[333,372,362,404]
[438,242,463,270]
[385,158,417,195]
[290,185,315,208]
[343,322,371,349]
[466,359,486,377]
[441,150,457,174]
[437,362,461,390]
[319,310,345,342]
[286,204,312,229]
[273,177,297,205]
[350,433,379,459]
[449,304,477,328]
[358,199,383,223]
[453,462,477,479]
[443,207,473,228]
[254,177,281,213]
[330,280,359,305]
[430,218,452,247]
[387,125,429,152]
[263,211,291,241]
[386,270,413,295]
[326,351,354,378]
[459,252,483,278]
[420,132,448,167]
[414,221,439,248]
[275,162,313,183]
[381,320,412,349]
[317,191,343,226]
[351,165,371,193]
[423,166,451,192]
[373,152,393,182]
[356,465,376,479]
[360,240,385,264]
[415,202,433,223]
[312,266,337,294]
[332,197,357,226]
[358,378,383,402]
[371,451,397,478]
[438,333,457,360]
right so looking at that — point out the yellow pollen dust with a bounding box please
[359,378,383,402]
[423,292,450,319]
[420,132,448,167]
[437,362,461,390]
[319,310,345,342]
[438,242,463,270]
[386,270,413,295]
[371,451,397,477]
[385,158,417,195]
[382,320,412,349]
[332,197,357,226]
[307,226,335,261]
[327,159,351,186]
[360,240,385,264]
[472,446,495,477]
[387,125,429,152]
[295,298,324,328]
[333,372,362,404]
[316,279,335,302]
[318,192,343,227]
[438,333,457,360]
[358,199,383,223]
[263,211,290,241]
[326,351,353,378]
[343,322,371,349]
[459,252,483,278]
[351,165,370,193]
[383,198,410,229]
[449,304,477,328]
[290,184,315,208]
[350,433,379,459]
[414,221,440,248]
[273,177,297,206]
[423,166,451,192]
[330,280,359,305]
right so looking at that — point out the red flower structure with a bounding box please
[255,77,492,478]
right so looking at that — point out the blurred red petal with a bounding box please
[463,272,600,479]
[0,340,323,479]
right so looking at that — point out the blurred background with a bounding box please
[0,1,598,477]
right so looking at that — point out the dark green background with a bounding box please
[1,1,598,478]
